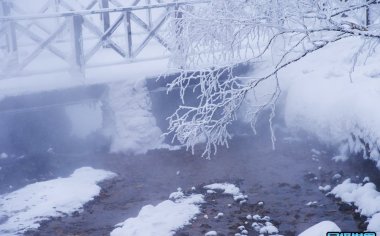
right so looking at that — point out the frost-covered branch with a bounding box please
[164,0,380,158]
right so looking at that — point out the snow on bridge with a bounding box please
[0,0,207,97]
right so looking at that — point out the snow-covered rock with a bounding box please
[259,222,279,234]
[111,194,204,236]
[329,179,380,217]
[298,221,341,236]
[204,183,248,203]
[318,185,331,192]
[205,231,218,236]
[214,212,224,219]
[169,188,185,200]
[329,179,380,232]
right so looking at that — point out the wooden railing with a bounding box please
[0,0,207,77]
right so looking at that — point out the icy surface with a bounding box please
[0,167,116,235]
[298,221,341,236]
[111,194,204,236]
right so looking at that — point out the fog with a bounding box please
[1,0,380,235]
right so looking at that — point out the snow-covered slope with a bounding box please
[280,37,380,167]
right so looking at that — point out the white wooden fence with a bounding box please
[0,0,206,77]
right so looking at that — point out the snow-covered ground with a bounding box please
[0,167,116,235]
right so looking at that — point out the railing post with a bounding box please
[124,10,132,59]
[70,15,85,77]
[145,0,152,29]
[99,0,111,48]
[174,3,185,68]
[1,0,18,71]
[99,1,110,30]
[365,0,371,27]
[52,0,60,12]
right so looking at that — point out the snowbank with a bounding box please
[0,167,116,235]
[298,221,341,236]
[107,80,164,154]
[329,178,380,233]
[111,194,204,236]
[283,37,380,167]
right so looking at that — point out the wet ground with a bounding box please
[1,128,378,236]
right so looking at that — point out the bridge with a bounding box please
[0,0,206,81]
[0,0,251,151]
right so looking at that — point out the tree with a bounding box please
[165,0,380,158]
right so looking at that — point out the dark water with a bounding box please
[0,130,371,236]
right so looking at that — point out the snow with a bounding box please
[318,185,332,192]
[367,213,380,233]
[252,215,261,220]
[311,149,321,156]
[0,153,8,159]
[332,174,342,180]
[329,178,380,217]
[0,58,170,100]
[332,155,349,162]
[259,222,279,234]
[329,178,380,232]
[110,194,204,236]
[0,167,116,235]
[107,80,164,154]
[204,183,248,203]
[169,188,185,200]
[205,231,218,236]
[214,212,224,219]
[298,221,341,236]
[251,222,279,235]
[283,37,380,167]
[363,176,370,182]
[306,201,318,207]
